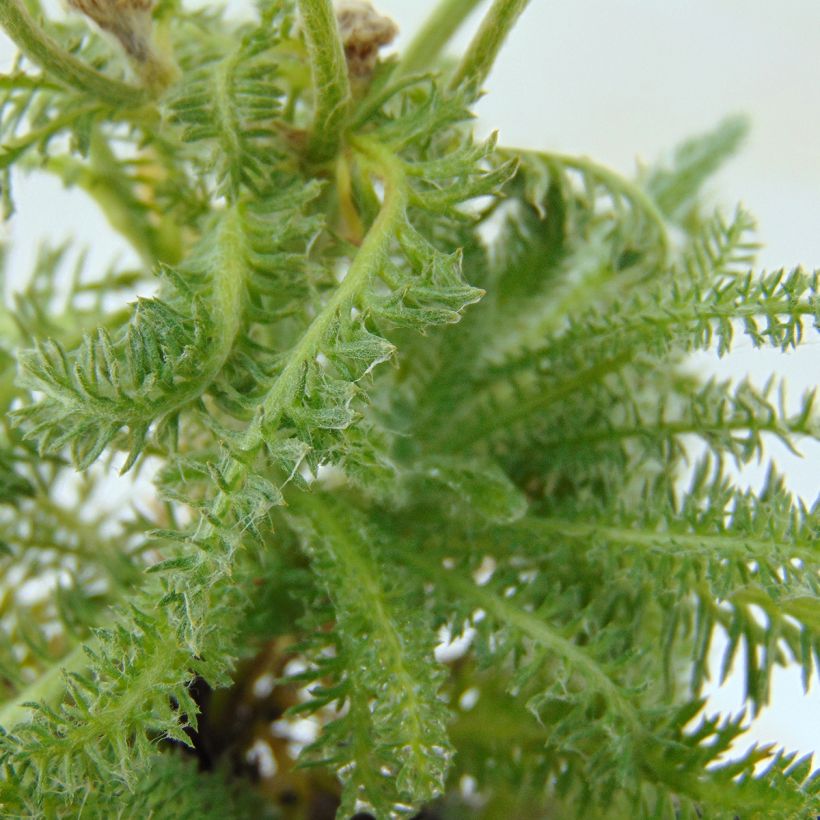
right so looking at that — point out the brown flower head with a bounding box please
[335,1,398,79]
[67,0,155,63]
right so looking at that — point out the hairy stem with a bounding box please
[23,139,408,781]
[250,137,406,441]
[503,517,819,569]
[440,280,816,448]
[438,349,635,451]
[530,415,813,458]
[16,206,247,469]
[297,0,351,162]
[403,552,641,729]
[397,0,485,78]
[527,149,670,256]
[450,0,532,95]
[289,492,434,780]
[205,136,405,518]
[0,0,157,108]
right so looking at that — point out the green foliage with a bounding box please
[645,114,749,225]
[0,1,818,818]
[288,497,453,816]
[13,184,323,470]
[165,2,297,198]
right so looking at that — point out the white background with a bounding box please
[2,0,818,759]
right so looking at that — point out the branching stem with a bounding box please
[526,148,670,256]
[23,208,247,445]
[439,350,635,450]
[205,137,405,521]
[530,416,812,457]
[402,552,641,730]
[0,0,158,108]
[0,103,101,168]
[249,137,406,444]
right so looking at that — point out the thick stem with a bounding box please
[449,0,531,96]
[0,0,157,108]
[396,0,485,78]
[297,0,351,162]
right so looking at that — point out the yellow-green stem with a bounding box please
[396,0,485,78]
[0,0,160,108]
[251,137,406,442]
[297,0,351,162]
[450,0,532,95]
[206,136,406,522]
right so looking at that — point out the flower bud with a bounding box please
[67,0,154,63]
[336,1,398,79]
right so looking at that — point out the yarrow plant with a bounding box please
[0,0,817,817]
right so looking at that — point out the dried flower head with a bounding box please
[67,0,154,62]
[335,0,398,78]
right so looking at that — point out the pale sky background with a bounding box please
[1,0,818,761]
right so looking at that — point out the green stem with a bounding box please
[533,149,670,255]
[0,72,61,91]
[16,207,246,466]
[297,0,351,162]
[0,103,101,169]
[502,516,819,569]
[402,551,641,730]
[52,141,404,753]
[403,552,803,814]
[479,296,814,389]
[397,0,485,78]
[483,260,656,371]
[124,205,247,420]
[249,137,406,443]
[207,136,405,518]
[438,349,635,451]
[450,0,532,95]
[531,417,811,457]
[0,0,156,108]
[0,643,85,728]
[289,492,432,774]
[349,72,427,131]
[444,286,815,449]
